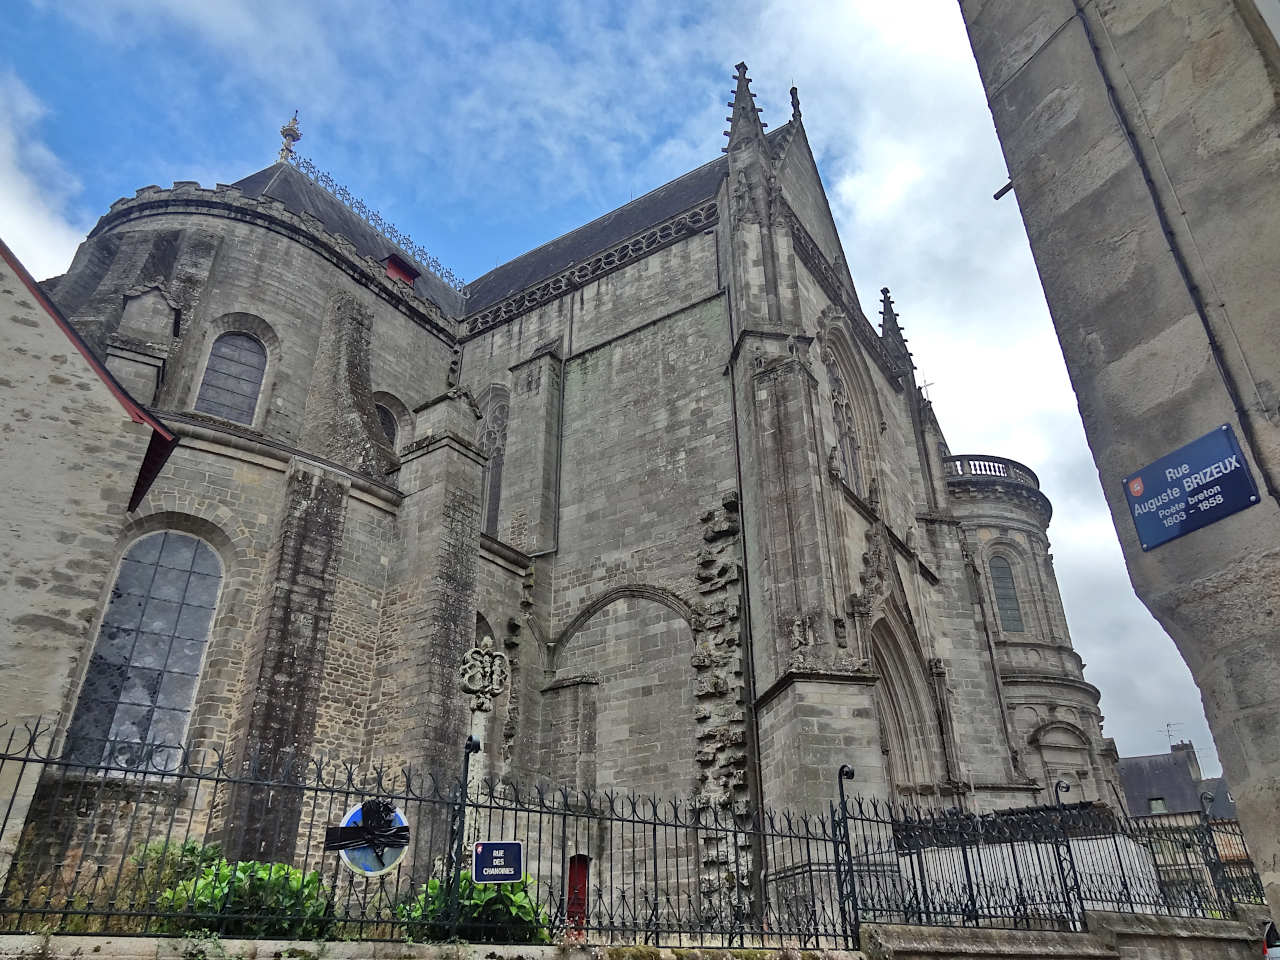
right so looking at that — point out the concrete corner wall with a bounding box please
[959,0,1280,913]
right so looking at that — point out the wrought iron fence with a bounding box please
[0,724,1264,947]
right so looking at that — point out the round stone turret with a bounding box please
[944,454,1051,530]
[943,453,1117,804]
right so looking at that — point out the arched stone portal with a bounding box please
[870,619,945,799]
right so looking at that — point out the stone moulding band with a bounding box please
[463,200,721,340]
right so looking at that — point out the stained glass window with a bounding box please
[988,556,1025,633]
[65,532,222,770]
[195,332,267,424]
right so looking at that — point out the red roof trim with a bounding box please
[0,238,175,442]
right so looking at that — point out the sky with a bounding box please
[0,0,1221,775]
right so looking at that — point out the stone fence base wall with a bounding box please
[1,912,1267,960]
[861,910,1263,960]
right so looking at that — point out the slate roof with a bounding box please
[231,163,467,316]
[461,122,791,315]
[1117,747,1230,816]
[233,123,793,323]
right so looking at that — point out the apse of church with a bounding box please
[16,65,1117,827]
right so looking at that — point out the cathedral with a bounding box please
[0,64,1117,835]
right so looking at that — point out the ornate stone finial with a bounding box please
[278,110,302,162]
[790,86,802,121]
[458,634,510,712]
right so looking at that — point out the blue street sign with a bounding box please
[334,802,409,877]
[473,840,523,883]
[1122,424,1259,551]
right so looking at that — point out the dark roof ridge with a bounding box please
[465,142,747,294]
[463,122,791,315]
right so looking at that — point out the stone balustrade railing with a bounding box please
[943,454,1040,490]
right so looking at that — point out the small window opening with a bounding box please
[383,254,419,287]
[375,403,397,447]
[1148,797,1168,814]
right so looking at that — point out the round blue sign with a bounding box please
[337,802,409,877]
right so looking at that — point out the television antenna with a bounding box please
[1157,721,1184,746]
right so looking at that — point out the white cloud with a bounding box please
[0,70,88,279]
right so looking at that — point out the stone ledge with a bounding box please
[860,923,1114,960]
[0,937,866,960]
[1085,907,1261,943]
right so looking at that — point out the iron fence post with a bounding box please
[1197,791,1233,916]
[1052,780,1086,931]
[447,735,481,936]
[831,764,859,949]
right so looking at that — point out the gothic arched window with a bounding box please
[475,385,509,537]
[988,556,1025,632]
[195,332,267,425]
[65,531,222,769]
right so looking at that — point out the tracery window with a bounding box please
[195,332,267,424]
[65,531,222,769]
[475,385,509,537]
[829,369,863,495]
[988,556,1025,632]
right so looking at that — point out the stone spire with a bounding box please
[278,111,302,162]
[724,62,768,152]
[879,286,914,372]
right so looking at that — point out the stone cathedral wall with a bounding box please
[458,228,742,802]
[42,191,459,781]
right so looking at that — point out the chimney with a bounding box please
[1172,741,1202,781]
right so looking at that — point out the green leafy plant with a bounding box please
[397,871,552,944]
[130,840,223,893]
[155,859,335,940]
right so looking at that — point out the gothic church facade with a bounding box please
[3,66,1116,825]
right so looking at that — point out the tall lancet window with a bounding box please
[66,531,222,769]
[829,369,863,496]
[195,332,267,424]
[475,385,510,537]
[988,556,1025,632]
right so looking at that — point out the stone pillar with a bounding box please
[226,460,350,861]
[391,390,485,774]
[734,343,881,811]
[502,344,562,553]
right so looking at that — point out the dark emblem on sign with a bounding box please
[324,797,410,877]
[1122,424,1259,551]
[472,840,523,883]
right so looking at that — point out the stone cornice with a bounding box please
[461,200,719,340]
[160,411,403,507]
[753,667,880,713]
[947,476,1053,528]
[91,182,457,345]
[480,532,533,572]
[999,671,1102,703]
